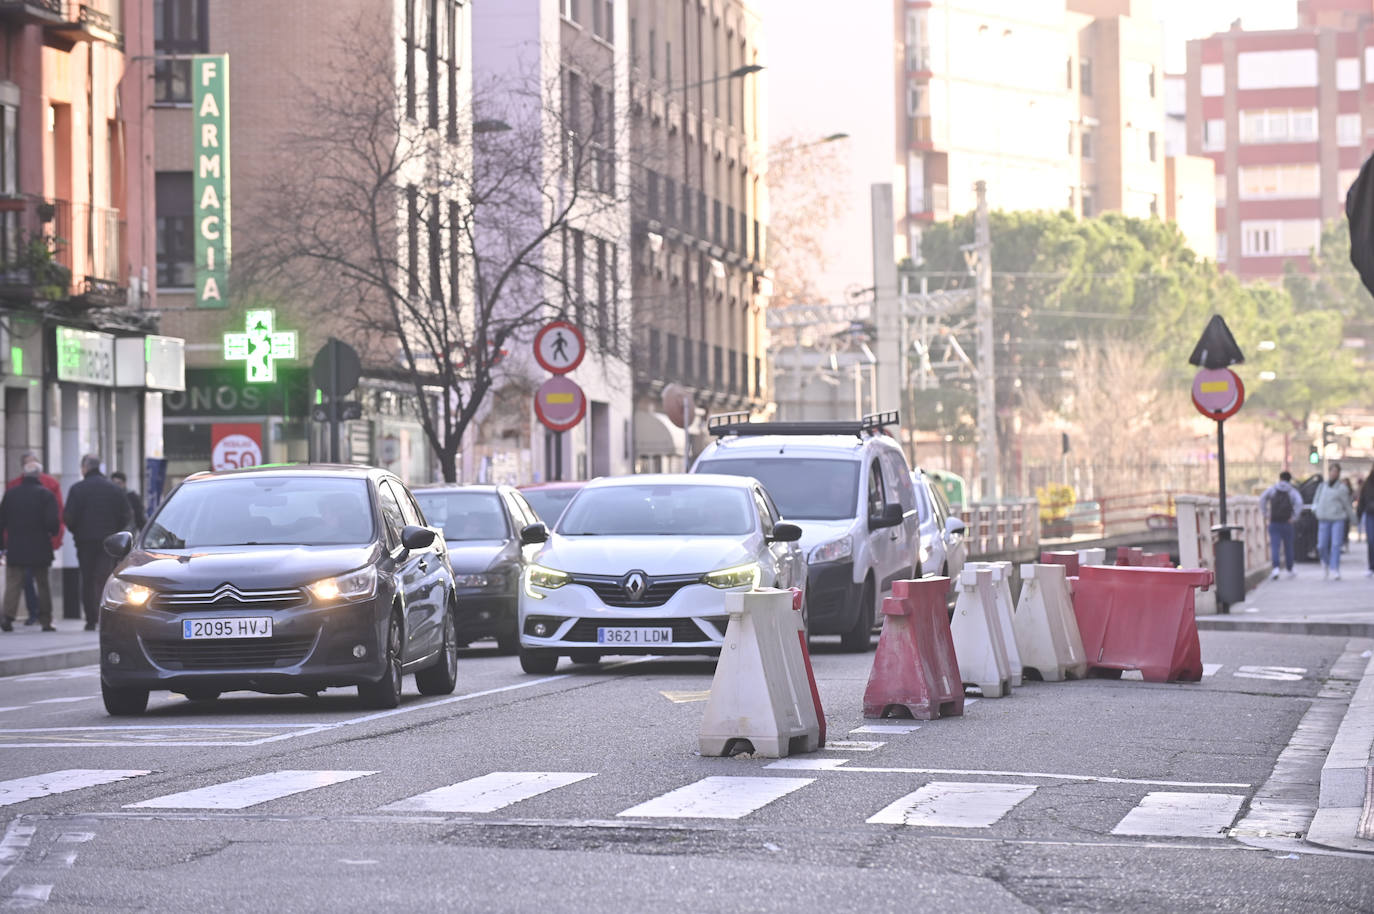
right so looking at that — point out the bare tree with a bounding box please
[765,135,851,306]
[245,28,628,482]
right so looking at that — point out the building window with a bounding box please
[1242,219,1321,257]
[156,172,194,288]
[1216,232,1227,263]
[405,0,417,120]
[595,238,609,348]
[1338,113,1362,147]
[1200,63,1225,97]
[1202,118,1225,151]
[0,104,15,197]
[1338,58,1361,91]
[648,28,656,77]
[1340,168,1361,198]
[1080,129,1093,160]
[427,0,442,130]
[1066,56,1073,90]
[1148,131,1157,163]
[1215,173,1227,206]
[428,192,442,304]
[1236,49,1318,90]
[1239,164,1320,199]
[445,0,461,140]
[1242,221,1276,257]
[1079,57,1092,96]
[1081,187,1095,218]
[1239,108,1318,143]
[153,0,208,104]
[406,186,420,297]
[561,0,579,23]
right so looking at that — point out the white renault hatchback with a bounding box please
[515,474,805,674]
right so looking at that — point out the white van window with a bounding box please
[880,451,915,511]
[695,458,860,521]
[867,459,887,517]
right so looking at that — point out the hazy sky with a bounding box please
[754,0,1298,302]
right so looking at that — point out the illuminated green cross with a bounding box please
[223,309,297,383]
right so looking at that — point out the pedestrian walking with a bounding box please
[1259,470,1304,580]
[1312,461,1357,580]
[63,455,131,630]
[0,461,59,631]
[109,471,147,531]
[4,453,63,625]
[1357,473,1374,577]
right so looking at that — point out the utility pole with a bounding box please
[965,180,998,502]
[871,184,901,420]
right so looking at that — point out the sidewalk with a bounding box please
[1197,556,1374,637]
[0,617,98,677]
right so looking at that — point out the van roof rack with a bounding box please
[707,410,900,439]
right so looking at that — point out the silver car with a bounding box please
[912,469,967,579]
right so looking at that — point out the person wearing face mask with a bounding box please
[1312,461,1357,580]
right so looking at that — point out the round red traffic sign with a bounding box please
[534,320,586,375]
[1191,368,1245,421]
[534,376,587,432]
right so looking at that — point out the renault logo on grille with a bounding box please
[622,572,647,602]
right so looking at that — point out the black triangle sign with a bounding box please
[1188,314,1245,370]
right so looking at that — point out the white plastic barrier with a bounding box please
[1077,547,1107,567]
[1014,563,1088,682]
[699,589,822,758]
[967,561,1023,687]
[951,567,1013,698]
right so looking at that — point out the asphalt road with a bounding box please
[0,630,1368,913]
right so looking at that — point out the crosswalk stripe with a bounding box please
[867,781,1037,827]
[850,722,920,735]
[617,776,813,820]
[763,758,848,771]
[0,770,150,808]
[380,772,596,813]
[1110,791,1244,837]
[125,770,375,810]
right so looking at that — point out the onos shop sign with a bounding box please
[211,423,262,471]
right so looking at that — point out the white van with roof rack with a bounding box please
[691,411,919,652]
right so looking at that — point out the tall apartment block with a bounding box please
[894,0,1167,260]
[1185,0,1374,279]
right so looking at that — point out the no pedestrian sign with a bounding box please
[535,376,587,432]
[534,320,585,375]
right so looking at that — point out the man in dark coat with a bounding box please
[63,455,131,630]
[0,462,59,631]
[109,472,147,531]
[4,452,63,625]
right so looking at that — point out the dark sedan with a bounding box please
[412,485,539,653]
[99,465,459,715]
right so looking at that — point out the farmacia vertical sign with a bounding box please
[193,54,230,308]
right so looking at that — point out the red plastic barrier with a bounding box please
[863,578,965,720]
[1040,551,1080,576]
[1140,552,1173,567]
[791,588,825,746]
[1070,565,1213,682]
[1114,547,1144,566]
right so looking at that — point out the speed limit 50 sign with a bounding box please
[211,423,264,472]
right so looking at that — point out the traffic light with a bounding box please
[1322,421,1335,450]
[1309,444,1320,465]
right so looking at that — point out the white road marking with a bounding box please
[822,765,1251,788]
[1234,665,1306,682]
[381,772,595,813]
[0,822,34,865]
[1203,663,1223,677]
[32,697,92,705]
[55,833,92,844]
[1111,791,1245,837]
[2,668,96,683]
[762,758,849,770]
[126,770,374,810]
[0,770,150,808]
[0,709,25,715]
[7,884,52,903]
[618,776,813,820]
[825,740,885,751]
[850,723,921,735]
[868,781,1037,827]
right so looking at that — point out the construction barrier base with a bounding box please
[863,577,964,720]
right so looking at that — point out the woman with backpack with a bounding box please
[1260,471,1304,580]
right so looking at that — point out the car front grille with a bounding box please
[561,618,713,643]
[151,586,307,613]
[568,574,701,608]
[143,635,317,670]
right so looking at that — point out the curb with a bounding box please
[0,647,99,679]
[1196,619,1374,638]
[1305,647,1374,855]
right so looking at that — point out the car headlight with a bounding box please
[524,564,569,599]
[809,535,852,564]
[102,577,152,609]
[455,571,504,589]
[308,566,378,603]
[703,562,761,590]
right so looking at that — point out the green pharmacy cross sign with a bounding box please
[224,309,297,383]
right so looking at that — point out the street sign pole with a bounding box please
[330,345,341,463]
[553,431,564,481]
[1216,419,1227,527]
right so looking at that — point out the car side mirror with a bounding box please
[945,516,966,535]
[770,522,802,543]
[400,525,436,550]
[103,531,133,559]
[870,503,904,530]
[520,523,549,546]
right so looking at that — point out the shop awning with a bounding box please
[634,410,686,456]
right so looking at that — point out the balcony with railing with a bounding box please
[909,115,933,149]
[906,45,932,76]
[0,196,125,306]
[911,182,948,221]
[0,1,120,43]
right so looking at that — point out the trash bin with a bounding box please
[1211,524,1246,611]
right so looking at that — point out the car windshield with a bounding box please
[522,488,580,525]
[143,477,375,548]
[695,458,860,521]
[414,491,509,541]
[556,484,754,536]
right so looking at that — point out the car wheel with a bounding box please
[103,682,149,717]
[358,611,404,709]
[183,689,220,702]
[519,647,558,675]
[840,579,875,653]
[495,630,520,655]
[569,650,601,666]
[416,608,459,696]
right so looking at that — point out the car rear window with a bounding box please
[695,457,860,521]
[143,477,374,548]
[414,492,509,541]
